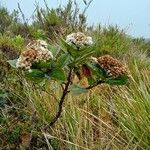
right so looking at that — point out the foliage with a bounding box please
[133,37,150,56]
[0,0,149,149]
[0,6,13,34]
[0,35,24,59]
[113,66,150,148]
[93,25,132,57]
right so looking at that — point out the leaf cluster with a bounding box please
[8,38,129,95]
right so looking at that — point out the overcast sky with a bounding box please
[1,0,150,38]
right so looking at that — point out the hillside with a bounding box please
[0,1,150,150]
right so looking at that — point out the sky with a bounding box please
[1,0,150,38]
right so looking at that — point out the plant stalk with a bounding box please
[85,79,105,90]
[44,68,73,130]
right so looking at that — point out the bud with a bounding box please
[81,64,92,77]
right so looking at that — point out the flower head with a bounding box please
[16,48,37,69]
[91,55,128,78]
[66,32,93,47]
[16,40,53,70]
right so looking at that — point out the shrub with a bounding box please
[8,33,129,131]
[0,35,25,59]
[93,25,132,57]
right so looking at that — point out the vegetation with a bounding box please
[0,0,150,149]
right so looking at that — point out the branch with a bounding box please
[17,3,29,30]
[82,0,94,15]
[85,80,105,90]
[44,68,73,130]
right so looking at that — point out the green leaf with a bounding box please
[87,62,106,78]
[70,84,88,95]
[67,46,95,67]
[48,45,60,57]
[60,38,77,58]
[77,45,94,56]
[106,75,129,85]
[25,69,45,78]
[50,68,66,81]
[32,60,52,70]
[87,77,96,85]
[25,69,45,83]
[7,59,17,68]
[57,53,71,68]
[73,50,94,65]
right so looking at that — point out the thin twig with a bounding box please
[85,80,105,90]
[82,0,94,15]
[107,95,118,125]
[17,3,28,29]
[44,68,73,130]
[17,3,26,23]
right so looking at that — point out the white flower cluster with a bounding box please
[34,40,53,62]
[66,32,93,47]
[16,40,53,70]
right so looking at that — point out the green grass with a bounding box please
[0,1,150,149]
[2,61,148,149]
